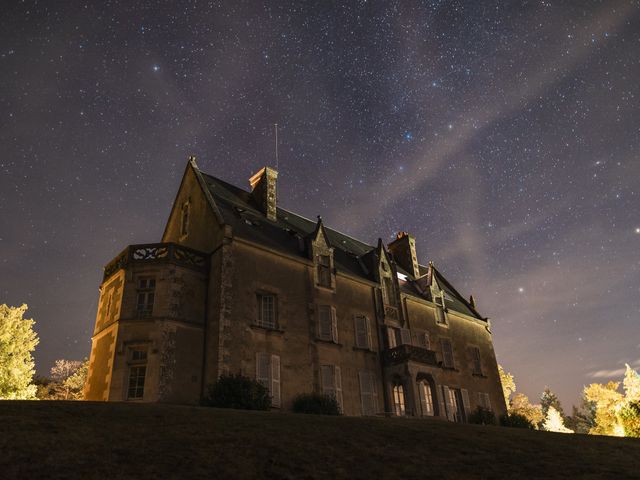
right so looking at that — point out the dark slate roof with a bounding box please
[198,168,484,320]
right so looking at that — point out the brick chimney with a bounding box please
[388,231,420,278]
[249,167,278,221]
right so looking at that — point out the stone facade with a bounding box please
[85,158,507,422]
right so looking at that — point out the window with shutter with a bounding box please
[461,389,471,420]
[441,339,454,368]
[434,292,448,325]
[478,392,491,410]
[317,254,332,288]
[318,305,333,341]
[471,347,482,375]
[271,355,281,407]
[256,353,271,389]
[354,315,371,349]
[419,381,434,416]
[442,386,455,421]
[334,366,342,412]
[359,371,377,415]
[321,365,343,412]
[330,307,338,343]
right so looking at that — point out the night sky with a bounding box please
[2,1,639,408]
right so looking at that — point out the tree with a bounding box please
[498,364,516,408]
[617,401,640,438]
[584,381,624,436]
[543,406,574,433]
[0,304,39,399]
[509,393,543,428]
[565,398,596,434]
[540,386,564,420]
[51,359,82,400]
[38,358,88,400]
[64,358,88,400]
[623,364,640,403]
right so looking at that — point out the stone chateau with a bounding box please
[85,158,507,421]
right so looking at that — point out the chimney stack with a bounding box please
[388,231,420,278]
[249,167,278,221]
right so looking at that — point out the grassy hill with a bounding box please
[1,402,639,479]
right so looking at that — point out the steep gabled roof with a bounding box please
[196,166,484,321]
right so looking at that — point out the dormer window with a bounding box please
[383,276,397,307]
[317,254,332,288]
[434,291,448,325]
[180,201,190,238]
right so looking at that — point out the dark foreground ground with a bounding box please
[1,402,639,479]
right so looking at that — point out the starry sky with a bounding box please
[2,1,640,408]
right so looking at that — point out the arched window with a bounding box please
[392,383,405,416]
[419,380,434,416]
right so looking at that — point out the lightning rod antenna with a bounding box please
[274,123,279,171]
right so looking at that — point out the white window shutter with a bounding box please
[331,307,338,343]
[334,366,343,413]
[461,389,471,417]
[321,365,334,397]
[419,382,428,416]
[442,386,455,421]
[270,354,281,407]
[358,371,370,415]
[370,372,378,414]
[400,328,411,345]
[256,353,270,389]
[365,317,372,349]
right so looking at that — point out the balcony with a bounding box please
[382,344,438,367]
[103,243,209,281]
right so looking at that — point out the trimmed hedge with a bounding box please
[203,374,271,411]
[292,393,341,415]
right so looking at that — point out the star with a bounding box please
[635,228,640,234]
[152,65,160,72]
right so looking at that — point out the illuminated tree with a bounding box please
[617,401,640,438]
[0,304,39,399]
[509,393,543,428]
[623,364,640,403]
[584,381,624,436]
[43,358,88,400]
[498,364,516,407]
[540,386,564,419]
[543,406,574,433]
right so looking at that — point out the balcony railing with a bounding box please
[383,344,438,367]
[103,242,208,281]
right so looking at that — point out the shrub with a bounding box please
[468,407,496,425]
[203,374,271,410]
[292,393,341,415]
[500,412,535,429]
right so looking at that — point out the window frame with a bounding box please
[256,293,277,329]
[441,338,454,368]
[136,276,156,317]
[317,305,338,343]
[354,315,372,350]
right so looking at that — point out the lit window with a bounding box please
[392,383,406,416]
[256,353,281,407]
[419,381,434,416]
[354,315,371,349]
[317,254,332,288]
[321,365,343,412]
[441,338,454,368]
[257,294,276,329]
[136,277,155,317]
[318,305,337,342]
